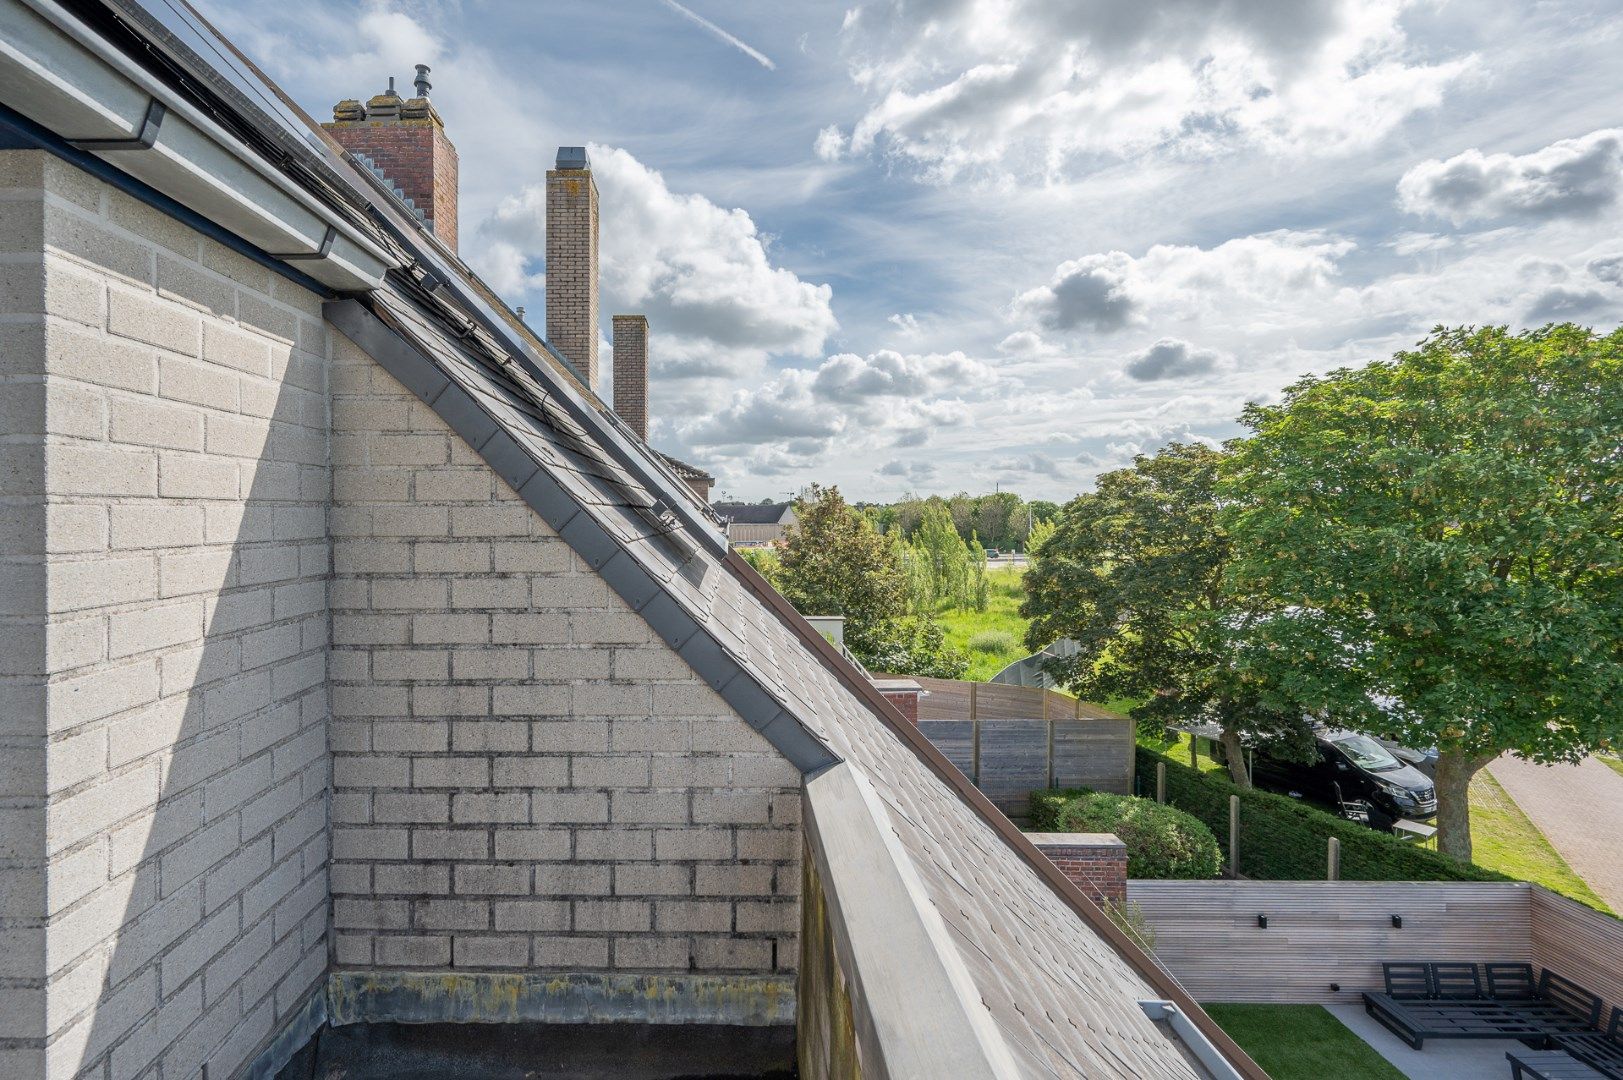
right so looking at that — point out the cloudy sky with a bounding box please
[202,0,1623,502]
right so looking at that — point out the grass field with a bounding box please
[1203,1003,1406,1080]
[1469,771,1612,913]
[1598,753,1623,781]
[935,566,1033,680]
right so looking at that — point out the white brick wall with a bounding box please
[327,333,803,980]
[0,152,329,1080]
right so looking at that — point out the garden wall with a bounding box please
[1128,880,1622,1014]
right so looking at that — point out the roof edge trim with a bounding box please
[324,297,839,775]
[804,762,1020,1079]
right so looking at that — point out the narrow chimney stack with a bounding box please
[546,147,600,391]
[612,315,649,440]
[323,69,459,250]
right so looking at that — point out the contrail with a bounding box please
[657,0,776,70]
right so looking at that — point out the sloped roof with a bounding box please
[715,502,794,525]
[657,451,715,484]
[17,4,1263,1074]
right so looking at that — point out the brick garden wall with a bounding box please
[326,331,803,981]
[0,151,331,1080]
[1028,834,1128,907]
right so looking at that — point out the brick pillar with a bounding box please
[323,71,459,251]
[873,679,922,723]
[546,147,599,391]
[612,314,649,440]
[1028,834,1128,906]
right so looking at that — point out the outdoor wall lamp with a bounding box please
[1256,914,1268,929]
[1391,914,1403,928]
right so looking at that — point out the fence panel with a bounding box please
[975,720,1050,817]
[1053,719,1133,794]
[917,720,976,782]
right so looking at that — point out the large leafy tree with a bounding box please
[1022,443,1311,786]
[1223,325,1623,859]
[778,485,967,677]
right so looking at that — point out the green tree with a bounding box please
[1022,443,1311,787]
[777,485,905,657]
[1223,325,1623,859]
[777,485,966,677]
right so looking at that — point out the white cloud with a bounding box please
[835,0,1472,182]
[477,144,837,401]
[1398,128,1623,225]
[1011,230,1355,339]
[887,312,920,334]
[1124,338,1225,381]
[814,124,848,162]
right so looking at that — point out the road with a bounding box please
[1488,755,1623,912]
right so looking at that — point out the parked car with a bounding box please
[1247,728,1437,829]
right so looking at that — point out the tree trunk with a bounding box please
[1219,725,1251,788]
[1434,749,1493,861]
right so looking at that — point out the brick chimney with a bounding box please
[546,147,600,391]
[323,66,459,251]
[612,314,649,440]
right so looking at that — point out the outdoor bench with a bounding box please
[1549,1008,1623,1080]
[1507,1049,1612,1080]
[1363,962,1604,1050]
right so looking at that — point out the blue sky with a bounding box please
[201,0,1623,502]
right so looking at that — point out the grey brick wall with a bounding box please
[0,151,330,1080]
[611,314,648,441]
[327,333,802,980]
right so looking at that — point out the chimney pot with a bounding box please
[556,146,590,170]
[324,73,459,250]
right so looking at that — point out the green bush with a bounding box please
[967,629,1018,653]
[1045,791,1222,879]
[1130,747,1511,882]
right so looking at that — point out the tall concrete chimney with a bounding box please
[612,314,649,440]
[323,68,459,250]
[546,146,599,391]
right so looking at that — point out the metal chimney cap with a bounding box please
[556,146,590,170]
[414,64,432,98]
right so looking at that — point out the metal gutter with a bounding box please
[722,551,1271,1080]
[0,0,397,289]
[0,102,331,297]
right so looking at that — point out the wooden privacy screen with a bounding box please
[1127,880,1622,1017]
[890,676,1134,817]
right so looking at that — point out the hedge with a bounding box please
[1053,791,1221,879]
[1133,746,1509,882]
[1034,748,1509,883]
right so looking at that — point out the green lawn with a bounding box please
[935,566,1033,680]
[1469,771,1612,913]
[1598,753,1623,781]
[1203,1003,1406,1080]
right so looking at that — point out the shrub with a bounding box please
[1132,746,1511,883]
[967,629,1018,653]
[1051,791,1222,880]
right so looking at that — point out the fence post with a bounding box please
[1228,794,1240,875]
[1327,836,1341,882]
[969,683,980,783]
[1156,762,1166,804]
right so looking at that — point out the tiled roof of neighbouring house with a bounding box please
[714,502,794,525]
[656,451,715,484]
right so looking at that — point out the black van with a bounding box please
[1248,729,1437,829]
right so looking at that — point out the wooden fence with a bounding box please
[1126,880,1622,1016]
[888,676,1134,817]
